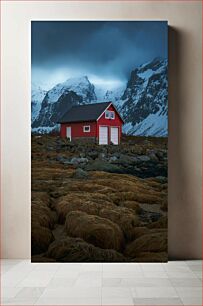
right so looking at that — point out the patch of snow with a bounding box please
[94,87,107,101]
[137,69,154,80]
[130,111,168,137]
[95,84,125,106]
[32,125,59,134]
[31,84,47,122]
[122,122,134,134]
[46,76,96,104]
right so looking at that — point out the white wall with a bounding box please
[1,0,202,259]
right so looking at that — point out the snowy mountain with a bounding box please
[31,58,168,136]
[32,76,96,133]
[103,87,126,107]
[31,84,47,123]
[94,85,125,106]
[42,76,96,104]
[120,58,168,136]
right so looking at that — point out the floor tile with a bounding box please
[133,297,183,305]
[189,264,202,272]
[170,277,202,287]
[123,277,172,287]
[81,263,102,272]
[186,260,202,266]
[47,277,76,288]
[103,263,142,273]
[74,276,102,287]
[180,296,202,305]
[103,270,144,278]
[41,286,101,298]
[2,265,15,274]
[35,297,102,305]
[2,287,22,299]
[143,271,169,278]
[175,286,202,298]
[3,297,38,305]
[102,297,134,305]
[194,271,202,279]
[166,271,197,279]
[2,263,36,287]
[32,263,60,272]
[102,287,132,298]
[102,278,123,287]
[79,270,102,278]
[164,265,192,272]
[140,263,165,272]
[133,286,178,298]
[54,268,80,278]
[17,271,56,287]
[15,287,45,298]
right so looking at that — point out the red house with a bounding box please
[59,102,123,145]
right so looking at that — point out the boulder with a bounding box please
[155,176,168,183]
[88,151,98,159]
[98,207,140,241]
[71,168,89,179]
[119,200,142,214]
[130,227,150,239]
[109,156,118,162]
[137,155,151,162]
[85,160,122,173]
[133,251,168,262]
[124,232,167,258]
[70,157,89,165]
[65,211,124,251]
[148,216,167,229]
[46,237,127,262]
[31,225,54,255]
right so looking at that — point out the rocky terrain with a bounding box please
[32,58,168,136]
[31,135,168,262]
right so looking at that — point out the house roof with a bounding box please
[58,101,112,123]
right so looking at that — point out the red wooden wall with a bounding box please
[60,121,97,138]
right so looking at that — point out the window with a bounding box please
[83,125,90,132]
[105,110,115,119]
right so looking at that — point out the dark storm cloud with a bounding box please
[31,21,167,84]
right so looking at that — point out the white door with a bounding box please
[110,127,119,145]
[66,127,71,141]
[99,126,108,145]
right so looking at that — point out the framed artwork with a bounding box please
[31,21,168,262]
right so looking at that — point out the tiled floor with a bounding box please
[1,260,202,305]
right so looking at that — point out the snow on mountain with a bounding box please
[94,87,107,101]
[123,111,167,137]
[32,76,96,133]
[103,86,126,107]
[120,58,168,137]
[31,84,47,122]
[95,85,125,106]
[43,76,96,104]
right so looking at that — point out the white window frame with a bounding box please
[83,125,90,133]
[105,110,115,120]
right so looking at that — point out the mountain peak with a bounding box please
[64,75,90,86]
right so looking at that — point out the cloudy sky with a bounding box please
[31,21,168,90]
